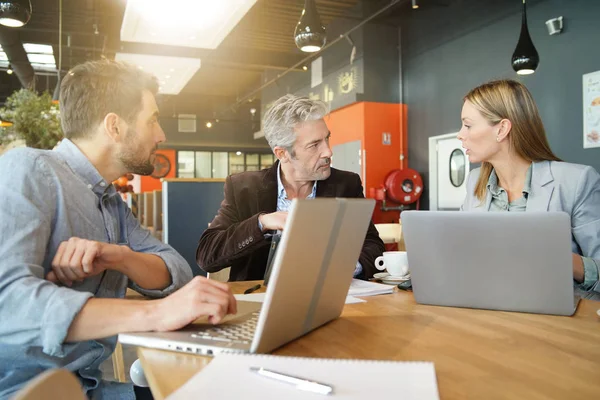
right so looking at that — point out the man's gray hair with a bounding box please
[262,94,328,154]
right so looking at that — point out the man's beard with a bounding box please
[118,128,156,176]
[313,158,331,180]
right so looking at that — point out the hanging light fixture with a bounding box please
[0,0,32,28]
[511,0,539,75]
[294,0,326,53]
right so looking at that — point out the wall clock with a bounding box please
[151,154,171,179]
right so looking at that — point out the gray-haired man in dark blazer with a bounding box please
[197,94,384,282]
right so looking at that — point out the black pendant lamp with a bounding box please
[511,0,539,75]
[294,0,326,53]
[0,0,32,28]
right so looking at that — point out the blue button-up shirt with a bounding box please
[270,164,363,277]
[0,139,193,399]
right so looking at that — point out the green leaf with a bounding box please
[0,89,64,150]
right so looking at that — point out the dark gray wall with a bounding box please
[160,117,269,149]
[156,93,267,149]
[362,23,400,104]
[401,0,600,209]
[261,13,399,117]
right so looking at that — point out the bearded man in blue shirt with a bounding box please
[0,60,237,399]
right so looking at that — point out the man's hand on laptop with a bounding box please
[47,237,126,286]
[152,276,237,330]
[258,211,288,232]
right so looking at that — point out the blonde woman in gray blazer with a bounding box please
[458,80,600,300]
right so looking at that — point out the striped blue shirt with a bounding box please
[0,139,192,399]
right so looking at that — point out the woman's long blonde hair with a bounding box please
[464,80,561,201]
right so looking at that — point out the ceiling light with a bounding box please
[27,53,56,64]
[23,43,53,54]
[236,151,242,156]
[206,122,212,128]
[165,75,171,79]
[121,0,257,49]
[302,65,308,71]
[30,62,56,71]
[22,43,57,72]
[7,67,13,75]
[411,0,419,9]
[512,0,539,75]
[0,0,32,28]
[115,53,201,95]
[294,0,326,53]
[0,45,7,63]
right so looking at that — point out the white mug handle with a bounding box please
[375,256,386,271]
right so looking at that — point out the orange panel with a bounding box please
[325,101,408,223]
[325,102,365,148]
[363,102,404,223]
[363,102,402,190]
[140,149,176,192]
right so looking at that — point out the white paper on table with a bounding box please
[348,279,394,297]
[167,353,440,400]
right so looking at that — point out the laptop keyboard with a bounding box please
[191,312,259,344]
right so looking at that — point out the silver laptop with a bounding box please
[401,211,579,316]
[119,198,376,355]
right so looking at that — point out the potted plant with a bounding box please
[0,89,63,150]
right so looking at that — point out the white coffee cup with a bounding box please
[375,251,409,277]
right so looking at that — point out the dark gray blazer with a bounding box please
[196,162,385,281]
[461,161,600,300]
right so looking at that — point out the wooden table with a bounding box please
[138,281,600,400]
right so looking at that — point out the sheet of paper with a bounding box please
[167,353,440,400]
[234,293,266,302]
[348,279,394,297]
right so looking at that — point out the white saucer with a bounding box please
[373,272,410,285]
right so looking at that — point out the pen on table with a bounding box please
[244,284,262,294]
[250,366,333,395]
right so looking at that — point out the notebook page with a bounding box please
[167,353,439,400]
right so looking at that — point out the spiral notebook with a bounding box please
[167,353,440,400]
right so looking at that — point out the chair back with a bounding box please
[375,222,406,251]
[207,267,231,282]
[13,369,86,400]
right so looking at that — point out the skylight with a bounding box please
[114,53,201,95]
[120,0,257,49]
